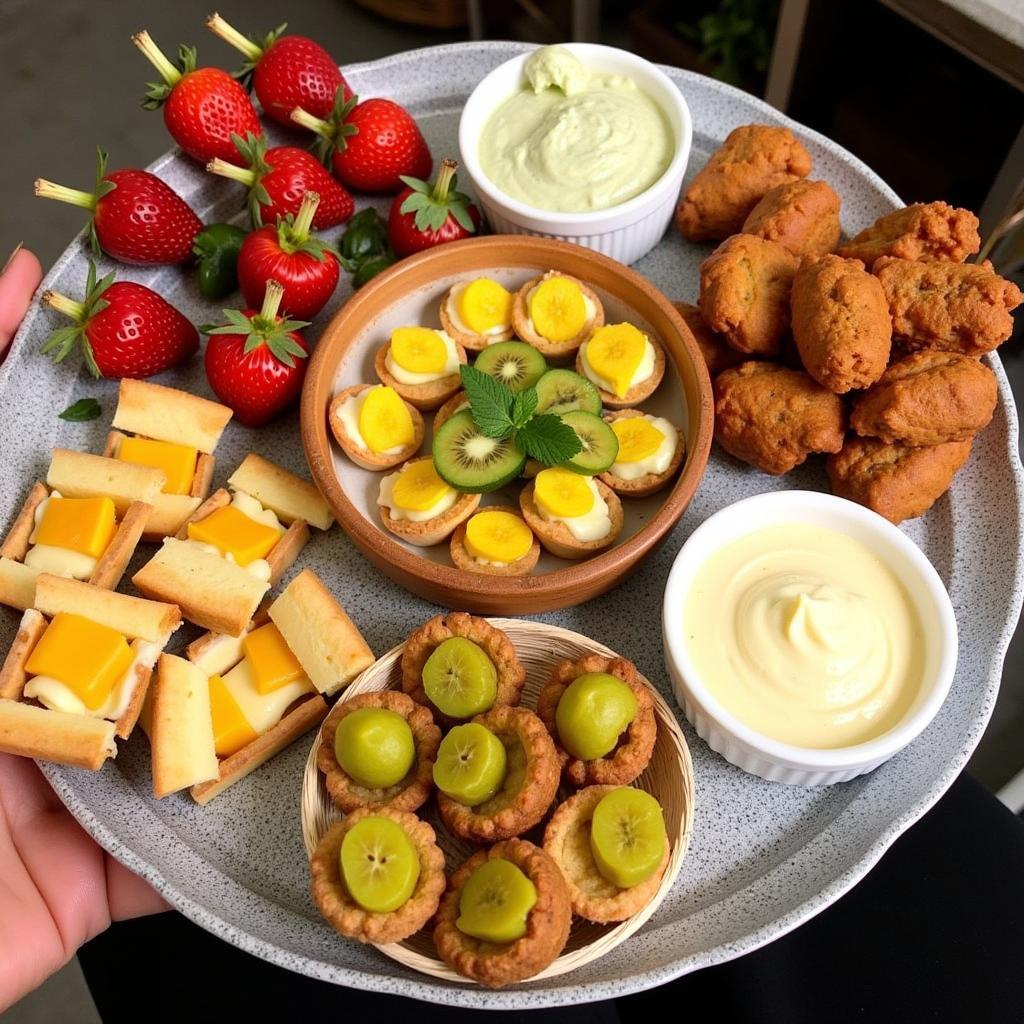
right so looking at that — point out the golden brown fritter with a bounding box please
[826,436,973,523]
[714,361,846,475]
[838,201,980,269]
[699,234,800,357]
[675,124,813,242]
[873,258,1023,356]
[673,301,746,377]
[791,254,892,393]
[742,179,841,258]
[851,350,998,446]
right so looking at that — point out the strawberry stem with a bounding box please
[259,280,285,322]
[433,159,457,203]
[205,12,263,60]
[132,30,182,86]
[206,157,256,186]
[290,107,334,141]
[291,192,319,241]
[34,179,97,211]
[43,290,86,321]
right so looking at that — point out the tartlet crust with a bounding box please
[316,690,441,814]
[599,410,687,498]
[519,479,624,560]
[401,612,526,726]
[575,336,667,409]
[433,838,572,988]
[432,390,469,432]
[439,289,515,352]
[374,342,466,411]
[438,705,560,843]
[310,806,446,945]
[379,475,481,548]
[536,654,657,787]
[511,272,605,359]
[328,384,425,471]
[543,784,669,923]
[449,506,540,577]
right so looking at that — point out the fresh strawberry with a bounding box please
[207,133,354,229]
[291,93,431,194]
[34,148,202,265]
[238,192,340,319]
[205,13,351,127]
[387,159,480,257]
[204,280,309,426]
[133,30,261,166]
[41,261,198,378]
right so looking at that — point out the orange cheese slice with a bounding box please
[118,436,198,496]
[35,496,117,558]
[242,622,305,695]
[187,506,280,566]
[208,674,260,758]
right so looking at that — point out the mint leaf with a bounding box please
[461,365,514,439]
[516,413,582,465]
[59,397,101,422]
[511,388,538,429]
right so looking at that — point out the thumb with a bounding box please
[0,246,44,360]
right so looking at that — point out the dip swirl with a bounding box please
[478,46,674,213]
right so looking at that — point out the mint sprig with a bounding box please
[460,365,581,466]
[59,397,101,422]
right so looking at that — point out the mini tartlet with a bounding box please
[519,475,624,560]
[512,271,605,359]
[449,506,541,577]
[437,705,560,843]
[543,784,670,923]
[374,330,467,410]
[329,384,425,471]
[378,457,480,547]
[316,690,441,814]
[433,390,470,431]
[537,654,656,787]
[433,838,572,988]
[439,278,516,352]
[599,409,686,498]
[575,327,667,408]
[401,612,526,725]
[310,806,446,944]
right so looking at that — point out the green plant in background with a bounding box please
[678,0,780,86]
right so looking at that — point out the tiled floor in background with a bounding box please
[1,0,1021,1020]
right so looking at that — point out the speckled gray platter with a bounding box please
[4,42,1022,1010]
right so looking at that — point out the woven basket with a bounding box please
[301,618,695,984]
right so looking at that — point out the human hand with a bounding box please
[0,245,43,359]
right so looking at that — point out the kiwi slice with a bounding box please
[473,341,547,394]
[534,368,602,416]
[560,410,619,474]
[432,409,526,492]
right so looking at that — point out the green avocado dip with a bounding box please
[478,46,674,213]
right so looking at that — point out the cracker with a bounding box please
[112,379,233,453]
[0,699,117,771]
[227,454,334,530]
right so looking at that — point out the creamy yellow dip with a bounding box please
[683,523,925,749]
[479,46,674,212]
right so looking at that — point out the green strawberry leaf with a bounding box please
[516,414,582,465]
[59,397,101,422]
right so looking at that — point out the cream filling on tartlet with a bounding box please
[385,330,460,385]
[183,490,283,582]
[446,283,511,342]
[524,283,597,340]
[335,388,408,455]
[23,491,100,580]
[378,472,458,522]
[579,337,656,396]
[608,416,677,480]
[537,476,611,542]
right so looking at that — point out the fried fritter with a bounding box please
[851,350,997,446]
[742,179,841,258]
[714,361,845,475]
[838,201,980,269]
[791,254,892,393]
[874,257,1023,356]
[827,435,973,523]
[699,234,800,357]
[674,300,745,377]
[675,124,813,242]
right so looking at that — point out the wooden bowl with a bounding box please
[301,618,695,985]
[300,236,713,613]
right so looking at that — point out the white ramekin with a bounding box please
[458,43,693,266]
[661,491,958,786]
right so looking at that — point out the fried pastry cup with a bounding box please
[433,838,572,988]
[512,272,605,359]
[439,286,515,352]
[575,335,666,409]
[449,506,541,577]
[432,390,469,431]
[310,807,446,945]
[374,342,467,411]
[316,690,441,814]
[599,410,687,498]
[536,654,657,787]
[519,479,624,560]
[401,612,526,725]
[543,784,670,923]
[328,384,425,471]
[438,705,560,843]
[379,483,481,548]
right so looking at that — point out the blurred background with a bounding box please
[1,1,1022,1020]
